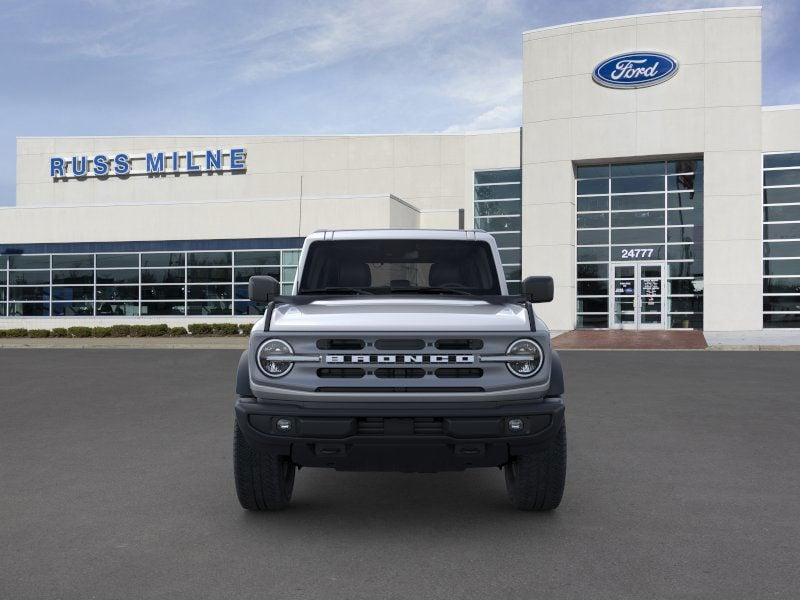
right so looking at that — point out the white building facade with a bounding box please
[2,6,800,332]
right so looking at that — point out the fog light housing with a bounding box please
[275,417,294,432]
[507,418,525,432]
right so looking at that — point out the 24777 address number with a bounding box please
[619,248,655,259]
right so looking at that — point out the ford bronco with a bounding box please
[234,229,566,510]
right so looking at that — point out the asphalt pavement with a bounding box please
[1,349,798,600]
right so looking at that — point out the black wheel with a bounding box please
[234,421,296,510]
[504,423,566,511]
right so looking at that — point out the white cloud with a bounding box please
[442,103,521,132]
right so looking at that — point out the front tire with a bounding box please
[504,423,566,511]
[234,422,296,510]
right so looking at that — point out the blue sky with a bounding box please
[1,0,798,206]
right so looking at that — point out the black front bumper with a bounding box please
[235,396,565,472]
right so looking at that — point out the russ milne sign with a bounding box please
[593,52,678,89]
[49,148,246,179]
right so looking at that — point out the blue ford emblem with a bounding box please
[593,52,678,89]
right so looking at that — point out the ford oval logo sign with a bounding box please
[593,52,679,89]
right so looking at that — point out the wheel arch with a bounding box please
[236,350,254,397]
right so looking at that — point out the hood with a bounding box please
[269,297,531,332]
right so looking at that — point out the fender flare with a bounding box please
[546,350,565,398]
[236,350,254,397]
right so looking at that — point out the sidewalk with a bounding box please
[704,330,800,351]
[0,337,248,349]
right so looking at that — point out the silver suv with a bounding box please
[234,229,566,511]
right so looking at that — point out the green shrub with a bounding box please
[168,326,188,336]
[129,325,148,337]
[239,323,253,335]
[67,326,93,338]
[0,330,6,338]
[28,329,51,338]
[92,327,113,338]
[51,328,70,338]
[109,324,132,337]
[188,323,213,336]
[5,328,28,337]
[145,324,169,337]
[212,323,239,336]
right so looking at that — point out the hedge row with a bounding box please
[0,323,254,338]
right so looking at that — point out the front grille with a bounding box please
[374,338,425,350]
[317,368,365,378]
[413,418,444,434]
[313,336,493,386]
[435,338,484,350]
[435,368,483,378]
[356,417,444,435]
[374,367,425,379]
[357,418,384,435]
[316,338,365,350]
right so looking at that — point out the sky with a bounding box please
[1,0,799,206]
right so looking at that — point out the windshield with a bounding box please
[297,239,502,295]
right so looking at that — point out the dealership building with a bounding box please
[2,6,800,333]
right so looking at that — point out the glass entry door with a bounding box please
[610,262,666,329]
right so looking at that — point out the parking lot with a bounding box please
[1,349,798,599]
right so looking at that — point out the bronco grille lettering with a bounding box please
[325,354,475,364]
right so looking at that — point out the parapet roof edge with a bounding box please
[522,5,761,36]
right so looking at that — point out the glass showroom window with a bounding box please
[474,169,522,294]
[575,159,704,329]
[763,152,800,328]
[0,246,301,318]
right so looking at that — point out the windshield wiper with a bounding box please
[397,286,474,296]
[299,287,375,295]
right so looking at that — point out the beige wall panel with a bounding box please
[347,136,395,170]
[464,131,520,170]
[762,109,800,151]
[703,151,762,197]
[440,136,466,165]
[246,140,304,174]
[299,170,349,196]
[704,195,762,242]
[346,168,394,196]
[523,33,571,82]
[388,198,420,229]
[569,25,637,75]
[570,113,638,160]
[419,210,459,230]
[703,283,762,331]
[705,61,761,108]
[635,17,705,64]
[525,78,574,122]
[393,165,442,199]
[302,138,349,172]
[393,136,441,167]
[634,108,705,156]
[522,161,573,207]
[704,17,761,63]
[635,63,705,112]
[705,106,762,151]
[523,202,575,246]
[570,76,636,118]
[526,119,572,163]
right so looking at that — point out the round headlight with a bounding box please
[506,339,543,378]
[257,339,293,377]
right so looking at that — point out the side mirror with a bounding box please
[248,275,281,302]
[521,276,554,303]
